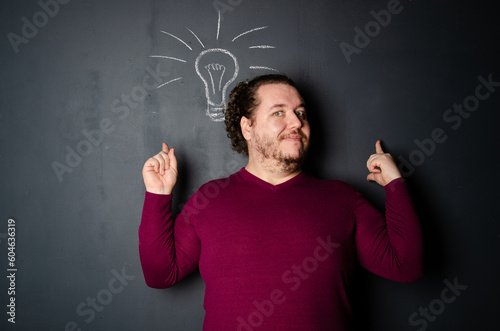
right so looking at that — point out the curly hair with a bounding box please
[223,74,296,155]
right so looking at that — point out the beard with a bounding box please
[253,130,309,174]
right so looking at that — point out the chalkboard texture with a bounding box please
[1,0,499,330]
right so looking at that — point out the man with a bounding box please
[139,74,423,330]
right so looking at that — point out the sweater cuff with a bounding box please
[383,177,415,211]
[383,177,406,193]
[143,191,173,213]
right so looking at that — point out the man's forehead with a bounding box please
[256,83,304,106]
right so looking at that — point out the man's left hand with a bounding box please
[366,140,402,186]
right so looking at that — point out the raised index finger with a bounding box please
[375,140,384,154]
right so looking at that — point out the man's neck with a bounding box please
[245,159,302,186]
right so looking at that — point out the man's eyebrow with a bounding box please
[269,103,286,110]
[268,103,306,110]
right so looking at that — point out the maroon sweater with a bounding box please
[139,168,423,330]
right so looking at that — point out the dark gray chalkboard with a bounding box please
[1,0,499,330]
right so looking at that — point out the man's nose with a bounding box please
[287,112,303,129]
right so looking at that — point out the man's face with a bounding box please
[243,83,310,171]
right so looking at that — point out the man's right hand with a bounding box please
[142,142,178,195]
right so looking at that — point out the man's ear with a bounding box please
[240,116,252,141]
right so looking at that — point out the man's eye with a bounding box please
[273,111,283,116]
[295,110,306,118]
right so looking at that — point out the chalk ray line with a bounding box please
[249,66,278,72]
[157,77,183,89]
[249,45,276,49]
[186,27,205,48]
[149,55,186,63]
[232,26,268,42]
[160,31,193,51]
[216,10,221,40]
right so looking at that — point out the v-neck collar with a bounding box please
[237,167,306,191]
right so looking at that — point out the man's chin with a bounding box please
[283,147,308,160]
[281,149,308,169]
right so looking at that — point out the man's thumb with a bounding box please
[169,148,178,172]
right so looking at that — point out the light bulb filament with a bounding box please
[205,64,227,95]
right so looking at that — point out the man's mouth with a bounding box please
[280,132,306,142]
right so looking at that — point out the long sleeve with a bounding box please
[138,191,201,288]
[354,178,424,282]
[138,169,424,329]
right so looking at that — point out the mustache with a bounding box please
[279,130,308,141]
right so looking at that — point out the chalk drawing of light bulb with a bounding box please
[150,10,278,122]
[195,48,239,122]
